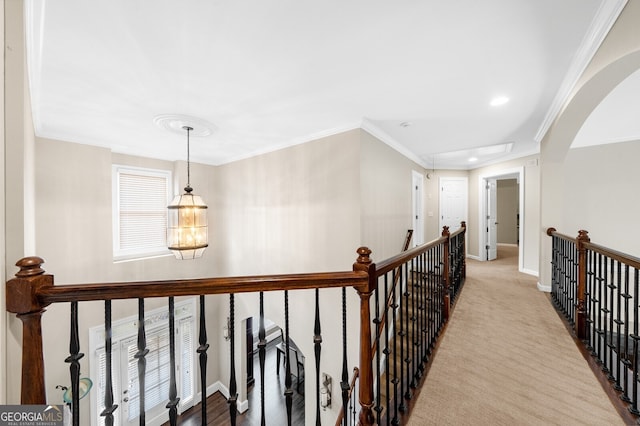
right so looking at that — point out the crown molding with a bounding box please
[359,119,428,168]
[534,0,628,143]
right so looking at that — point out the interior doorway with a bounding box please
[479,167,524,270]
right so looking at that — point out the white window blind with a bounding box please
[90,299,196,426]
[113,165,171,260]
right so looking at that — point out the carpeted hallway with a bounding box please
[407,244,625,426]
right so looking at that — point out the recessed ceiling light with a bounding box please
[399,121,412,128]
[468,157,478,162]
[490,96,510,107]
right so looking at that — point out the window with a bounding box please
[89,299,196,426]
[112,165,172,260]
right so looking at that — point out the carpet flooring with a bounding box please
[407,244,625,426]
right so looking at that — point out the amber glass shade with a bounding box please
[167,191,208,259]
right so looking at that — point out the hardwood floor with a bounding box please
[172,339,305,425]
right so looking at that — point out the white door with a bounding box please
[486,179,498,261]
[439,177,467,233]
[412,171,424,247]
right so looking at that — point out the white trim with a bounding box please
[360,119,428,168]
[467,254,481,261]
[534,0,628,142]
[206,382,248,413]
[537,282,552,292]
[412,170,425,246]
[521,268,539,277]
[478,167,525,273]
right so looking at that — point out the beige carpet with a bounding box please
[407,244,625,426]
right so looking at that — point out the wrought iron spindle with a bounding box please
[410,257,417,389]
[259,292,267,426]
[135,298,149,426]
[383,274,391,426]
[313,288,322,426]
[621,264,631,402]
[403,262,412,401]
[101,300,117,426]
[418,252,427,371]
[630,269,640,415]
[398,263,407,413]
[229,294,238,425]
[284,290,293,426]
[586,250,595,352]
[66,301,83,426]
[608,258,616,380]
[391,267,399,425]
[197,295,209,425]
[340,287,349,426]
[594,252,603,359]
[614,261,623,391]
[373,274,382,423]
[167,297,180,426]
[602,255,610,375]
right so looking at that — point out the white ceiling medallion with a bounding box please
[153,114,217,137]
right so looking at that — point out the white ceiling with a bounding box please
[25,0,627,169]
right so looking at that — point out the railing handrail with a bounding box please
[373,236,448,277]
[546,227,575,242]
[9,269,367,307]
[583,241,640,270]
[335,367,360,426]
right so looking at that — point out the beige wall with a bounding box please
[30,138,221,424]
[540,1,640,287]
[209,130,363,424]
[561,140,640,255]
[360,129,425,260]
[497,179,519,244]
[4,0,38,405]
[1,0,6,405]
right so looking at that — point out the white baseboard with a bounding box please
[467,254,481,261]
[200,381,248,413]
[520,268,538,277]
[537,282,551,292]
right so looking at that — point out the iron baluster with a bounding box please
[284,290,293,426]
[135,298,149,426]
[228,294,238,425]
[313,288,322,426]
[259,292,267,426]
[65,301,83,426]
[101,300,117,426]
[166,297,180,426]
[197,295,209,425]
[341,287,349,426]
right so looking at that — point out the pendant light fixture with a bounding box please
[167,126,208,259]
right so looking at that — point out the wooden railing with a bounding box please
[340,222,467,425]
[6,224,466,426]
[547,228,640,420]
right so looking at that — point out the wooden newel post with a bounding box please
[442,226,451,320]
[576,230,590,340]
[5,256,53,404]
[353,247,375,426]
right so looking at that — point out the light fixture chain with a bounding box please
[186,126,191,188]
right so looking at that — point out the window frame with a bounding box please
[112,165,173,261]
